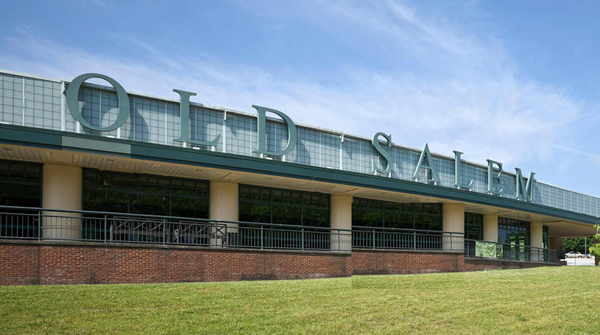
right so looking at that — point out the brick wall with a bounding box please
[0,242,559,286]
[0,242,351,285]
[0,244,40,285]
[352,249,560,275]
[352,250,463,275]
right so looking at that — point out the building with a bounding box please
[0,69,598,285]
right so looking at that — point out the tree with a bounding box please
[588,223,600,266]
[564,236,594,253]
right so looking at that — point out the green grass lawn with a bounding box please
[1,267,598,334]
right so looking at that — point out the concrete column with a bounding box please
[209,180,239,246]
[42,164,82,240]
[530,221,543,261]
[483,214,498,242]
[442,203,464,251]
[210,180,239,222]
[330,194,352,251]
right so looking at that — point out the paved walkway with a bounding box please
[565,257,596,266]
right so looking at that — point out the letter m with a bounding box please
[515,168,535,202]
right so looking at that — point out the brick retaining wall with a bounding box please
[0,242,559,285]
[0,242,351,285]
[351,249,561,275]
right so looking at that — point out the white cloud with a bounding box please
[0,0,585,173]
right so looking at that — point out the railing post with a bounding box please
[301,227,305,251]
[104,215,107,243]
[450,232,452,251]
[214,221,218,247]
[413,231,416,250]
[372,228,376,249]
[163,218,166,245]
[338,229,341,251]
[260,225,264,249]
[38,211,42,241]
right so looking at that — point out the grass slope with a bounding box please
[1,267,598,334]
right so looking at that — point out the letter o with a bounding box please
[66,73,130,132]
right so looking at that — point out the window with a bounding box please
[83,169,209,218]
[352,198,442,231]
[238,185,330,249]
[82,169,210,243]
[0,160,42,239]
[351,198,443,249]
[239,185,330,227]
[464,212,483,240]
[498,217,530,261]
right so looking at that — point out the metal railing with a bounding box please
[0,206,352,252]
[352,226,464,251]
[464,239,558,263]
[0,206,561,263]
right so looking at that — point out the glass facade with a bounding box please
[83,169,209,218]
[239,184,330,227]
[0,160,42,238]
[0,160,42,207]
[2,70,600,219]
[352,198,442,231]
[498,217,530,260]
[351,198,443,249]
[464,212,483,240]
[238,184,330,249]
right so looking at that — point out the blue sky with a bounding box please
[1,0,600,196]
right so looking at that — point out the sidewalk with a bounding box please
[565,257,596,266]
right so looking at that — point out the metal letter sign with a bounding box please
[453,150,473,190]
[63,73,540,203]
[514,168,535,202]
[487,159,503,196]
[173,89,221,147]
[413,143,440,184]
[372,132,393,175]
[66,73,130,131]
[252,105,298,156]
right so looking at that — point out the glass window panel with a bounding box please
[272,190,282,204]
[249,187,260,201]
[171,197,208,218]
[361,212,383,227]
[0,160,41,208]
[384,202,394,212]
[239,184,330,227]
[0,162,9,180]
[353,198,442,231]
[82,168,209,218]
[239,185,250,201]
[273,206,300,225]
[291,192,301,205]
[259,188,270,202]
[0,184,41,207]
[303,209,328,227]
[249,204,271,223]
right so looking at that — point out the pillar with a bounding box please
[330,194,352,251]
[530,221,543,261]
[42,164,82,239]
[209,180,238,246]
[442,203,464,251]
[483,214,498,242]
